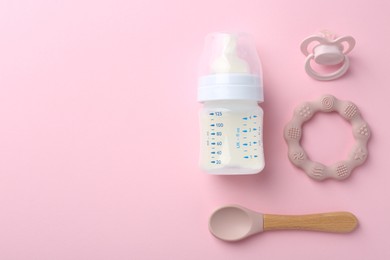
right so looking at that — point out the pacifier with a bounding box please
[300,31,356,81]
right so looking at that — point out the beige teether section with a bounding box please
[209,205,358,242]
[284,95,370,181]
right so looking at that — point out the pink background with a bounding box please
[0,0,389,259]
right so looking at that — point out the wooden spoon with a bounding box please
[209,205,358,241]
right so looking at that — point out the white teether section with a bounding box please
[300,31,355,81]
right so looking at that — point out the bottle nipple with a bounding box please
[211,34,250,74]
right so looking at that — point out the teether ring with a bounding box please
[284,95,370,181]
[301,31,355,81]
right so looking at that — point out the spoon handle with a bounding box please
[263,212,358,233]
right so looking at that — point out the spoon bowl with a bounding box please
[209,205,263,241]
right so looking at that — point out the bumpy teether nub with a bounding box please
[300,31,356,81]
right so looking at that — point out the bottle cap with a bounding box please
[198,32,263,102]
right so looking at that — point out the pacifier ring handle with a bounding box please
[305,54,350,81]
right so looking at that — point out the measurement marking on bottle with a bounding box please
[209,113,214,116]
[253,128,257,131]
[210,124,215,127]
[243,137,247,139]
[244,156,249,159]
[244,150,248,152]
[211,152,216,154]
[253,115,258,118]
[243,143,248,146]
[242,130,248,133]
[253,141,257,144]
[254,155,258,158]
[211,132,215,135]
[211,142,216,145]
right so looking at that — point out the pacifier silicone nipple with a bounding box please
[301,30,356,81]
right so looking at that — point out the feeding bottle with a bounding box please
[198,32,265,175]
